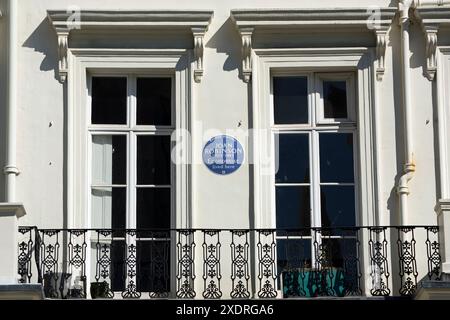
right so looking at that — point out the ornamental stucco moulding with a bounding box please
[230,8,397,82]
[47,10,214,83]
[414,7,450,81]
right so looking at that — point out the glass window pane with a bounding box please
[321,238,360,296]
[137,239,170,293]
[276,186,310,229]
[320,186,355,228]
[277,239,313,297]
[273,77,308,124]
[321,238,358,268]
[91,187,126,229]
[277,239,312,272]
[137,136,171,185]
[91,77,127,125]
[92,135,127,185]
[137,78,171,126]
[275,134,309,183]
[110,240,126,291]
[323,80,347,119]
[319,133,354,183]
[136,188,171,230]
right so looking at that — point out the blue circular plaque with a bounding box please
[203,135,244,175]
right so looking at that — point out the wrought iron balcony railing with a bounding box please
[17,226,441,299]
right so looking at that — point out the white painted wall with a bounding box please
[0,0,440,233]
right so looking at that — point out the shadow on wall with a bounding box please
[22,17,58,82]
[386,21,404,226]
[387,21,403,290]
[205,17,243,78]
[408,19,428,78]
[22,17,67,228]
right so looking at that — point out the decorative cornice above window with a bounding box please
[47,10,214,83]
[414,7,450,81]
[230,8,396,82]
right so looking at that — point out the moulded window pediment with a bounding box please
[414,7,450,81]
[47,10,214,83]
[230,8,397,82]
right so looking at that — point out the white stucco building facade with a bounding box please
[1,0,450,299]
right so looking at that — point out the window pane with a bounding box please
[91,77,127,125]
[276,186,310,229]
[277,239,312,272]
[137,239,170,293]
[273,77,308,124]
[110,240,126,292]
[321,238,358,269]
[323,80,347,119]
[319,133,354,183]
[277,239,312,297]
[321,238,360,296]
[137,78,171,126]
[91,187,126,229]
[275,134,309,183]
[92,135,127,185]
[137,136,171,185]
[320,186,355,228]
[136,188,171,230]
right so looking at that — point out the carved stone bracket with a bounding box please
[424,26,439,81]
[375,28,389,81]
[414,7,450,81]
[192,28,206,83]
[56,30,69,83]
[231,8,397,83]
[239,28,254,83]
[47,10,213,84]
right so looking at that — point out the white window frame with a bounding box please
[67,49,192,231]
[252,48,379,295]
[252,48,378,229]
[315,72,356,124]
[66,49,193,297]
[87,73,176,231]
[271,72,359,272]
[437,47,450,200]
[270,72,358,230]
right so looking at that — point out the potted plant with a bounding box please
[90,281,111,299]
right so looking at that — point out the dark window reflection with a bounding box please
[312,238,360,297]
[137,136,171,185]
[276,186,310,229]
[275,134,309,183]
[277,239,312,273]
[320,186,356,228]
[323,80,347,119]
[111,136,127,185]
[137,240,170,293]
[91,77,127,125]
[136,188,171,230]
[273,77,308,124]
[137,78,172,126]
[321,238,358,269]
[111,240,125,292]
[112,188,126,237]
[319,133,354,183]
